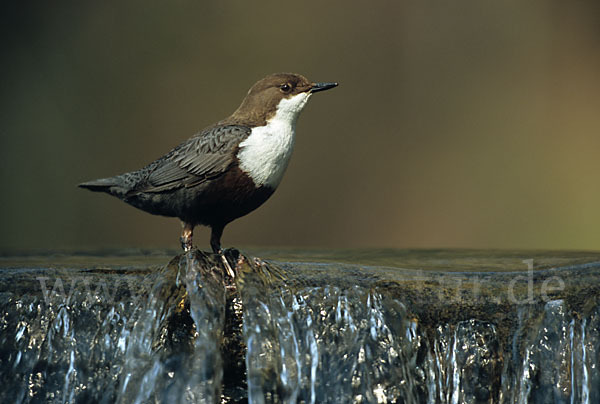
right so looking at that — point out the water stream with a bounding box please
[0,249,599,403]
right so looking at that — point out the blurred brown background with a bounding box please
[1,1,599,252]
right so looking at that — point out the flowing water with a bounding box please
[0,249,599,403]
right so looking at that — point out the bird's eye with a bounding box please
[280,83,292,93]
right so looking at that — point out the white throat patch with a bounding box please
[237,92,312,188]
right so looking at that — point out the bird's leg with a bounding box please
[211,225,235,278]
[180,222,194,251]
[210,225,223,254]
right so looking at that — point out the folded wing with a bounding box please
[132,125,251,194]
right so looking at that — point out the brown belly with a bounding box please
[185,167,275,226]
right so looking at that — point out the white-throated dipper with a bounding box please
[79,73,337,257]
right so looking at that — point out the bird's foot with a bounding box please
[180,236,193,252]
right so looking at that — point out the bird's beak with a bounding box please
[310,82,338,93]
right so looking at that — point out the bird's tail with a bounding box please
[78,176,128,196]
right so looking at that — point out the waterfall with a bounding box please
[0,250,598,403]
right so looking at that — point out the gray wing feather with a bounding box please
[132,125,250,194]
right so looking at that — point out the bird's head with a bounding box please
[229,73,337,126]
